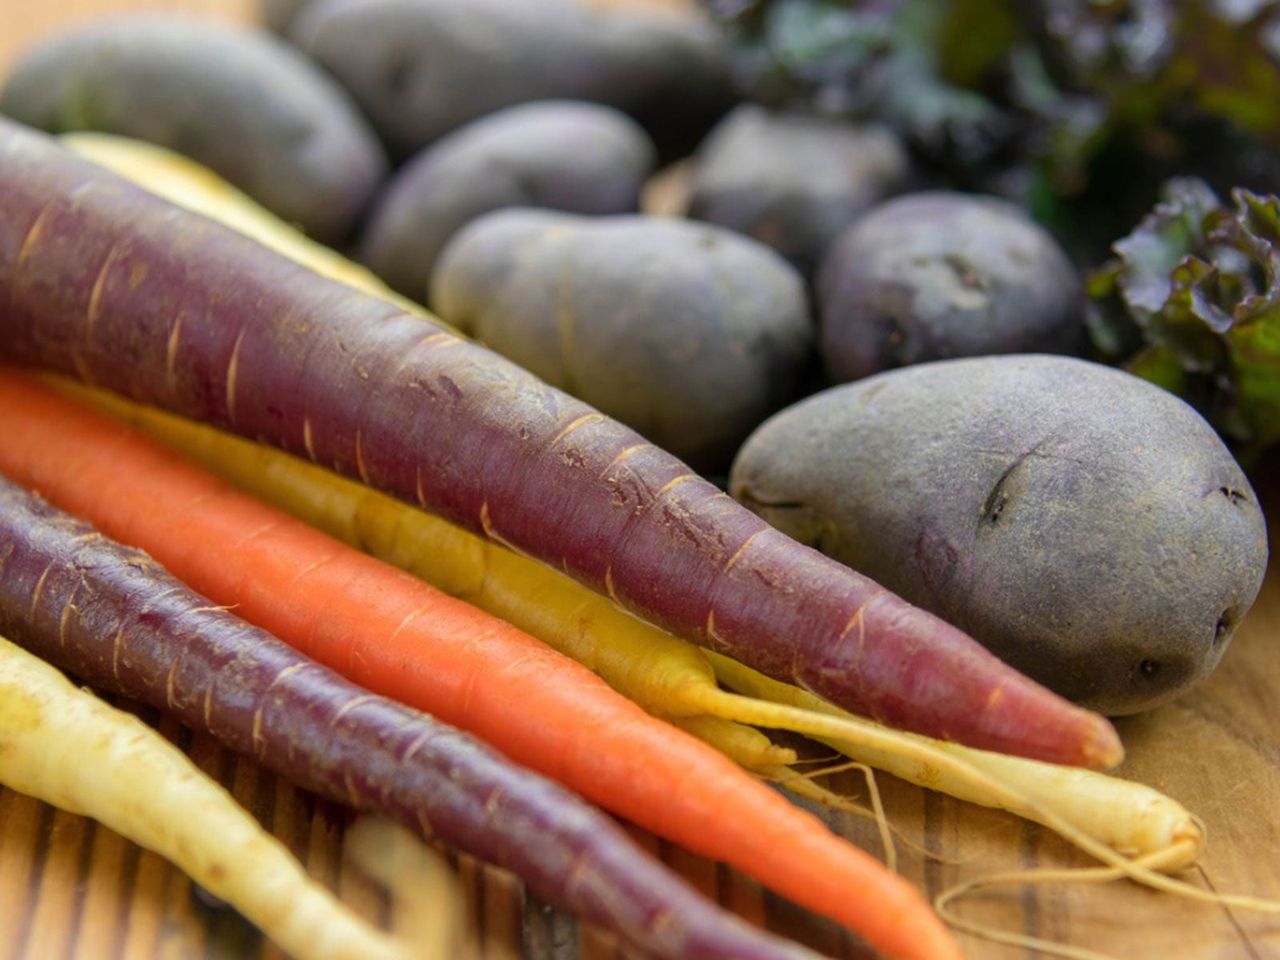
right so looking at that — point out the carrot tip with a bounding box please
[1083,719,1125,770]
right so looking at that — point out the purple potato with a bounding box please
[816,191,1085,383]
[730,354,1269,715]
[359,100,656,300]
[261,0,309,32]
[430,209,813,474]
[688,105,911,277]
[0,13,387,243]
[288,0,734,160]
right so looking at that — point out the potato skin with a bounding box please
[431,210,813,474]
[0,14,386,243]
[816,192,1084,383]
[688,105,911,277]
[288,0,733,160]
[729,354,1269,715]
[358,101,656,300]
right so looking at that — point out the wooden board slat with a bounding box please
[1,2,1279,957]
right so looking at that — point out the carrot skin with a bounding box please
[0,479,822,960]
[0,117,1119,769]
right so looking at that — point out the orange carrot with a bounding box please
[0,368,961,960]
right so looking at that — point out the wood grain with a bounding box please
[1,2,1279,958]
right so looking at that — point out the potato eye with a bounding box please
[1219,486,1247,505]
[1214,612,1232,646]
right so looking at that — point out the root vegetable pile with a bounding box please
[0,117,1120,770]
[0,470,831,960]
[0,368,963,960]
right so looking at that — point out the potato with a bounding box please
[262,0,309,32]
[430,210,813,474]
[358,101,656,300]
[688,105,911,277]
[288,0,734,160]
[816,192,1085,383]
[729,354,1269,715]
[0,14,386,243]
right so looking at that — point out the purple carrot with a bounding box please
[0,475,821,960]
[0,116,1121,768]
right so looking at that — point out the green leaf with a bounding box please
[1112,178,1219,319]
[1093,179,1280,455]
[763,0,886,78]
[1127,342,1189,394]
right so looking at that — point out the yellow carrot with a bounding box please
[54,375,721,713]
[60,377,1211,881]
[668,714,799,771]
[707,653,1204,871]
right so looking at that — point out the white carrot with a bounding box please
[707,652,1205,871]
[0,635,415,960]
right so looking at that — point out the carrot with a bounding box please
[57,376,1190,870]
[0,371,960,960]
[0,116,1120,769]
[667,714,799,772]
[705,654,1205,871]
[58,131,432,321]
[0,473,826,960]
[0,635,419,960]
[342,817,463,960]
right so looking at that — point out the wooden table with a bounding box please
[1,3,1278,958]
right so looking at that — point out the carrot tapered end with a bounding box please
[1080,716,1125,770]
